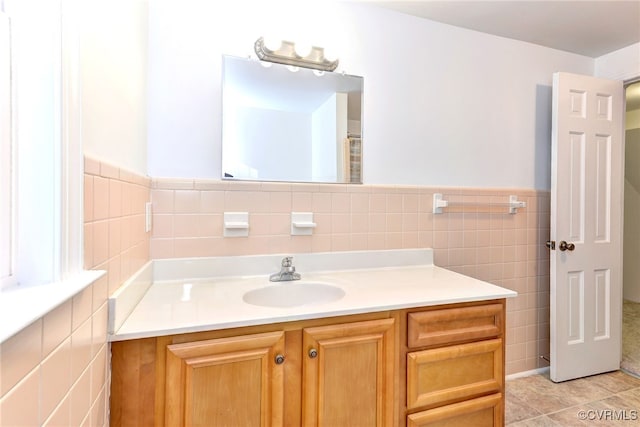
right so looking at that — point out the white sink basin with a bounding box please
[242,281,345,308]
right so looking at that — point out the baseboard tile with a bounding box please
[506,367,550,381]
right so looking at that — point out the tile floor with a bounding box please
[622,300,640,376]
[506,370,640,425]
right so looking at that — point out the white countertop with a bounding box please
[110,249,517,341]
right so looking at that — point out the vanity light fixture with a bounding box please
[254,37,339,72]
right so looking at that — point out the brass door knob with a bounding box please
[308,348,318,358]
[558,241,575,251]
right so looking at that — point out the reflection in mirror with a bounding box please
[222,56,363,184]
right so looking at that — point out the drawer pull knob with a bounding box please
[308,348,318,358]
[274,354,285,364]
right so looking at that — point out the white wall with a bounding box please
[80,1,148,175]
[146,1,593,189]
[595,43,640,81]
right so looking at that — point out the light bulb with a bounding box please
[323,46,337,62]
[263,36,281,52]
[295,42,312,58]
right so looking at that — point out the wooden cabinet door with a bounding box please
[165,331,285,427]
[302,318,395,427]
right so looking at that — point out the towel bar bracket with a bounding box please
[432,193,526,214]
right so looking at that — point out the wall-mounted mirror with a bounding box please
[222,55,363,184]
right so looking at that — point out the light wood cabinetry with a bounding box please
[406,394,503,427]
[407,303,503,348]
[111,313,397,427]
[302,319,395,426]
[406,339,502,410]
[110,300,506,427]
[402,301,505,427]
[164,331,285,426]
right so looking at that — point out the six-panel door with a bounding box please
[550,72,624,382]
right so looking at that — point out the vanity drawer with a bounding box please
[407,393,503,427]
[406,338,503,409]
[407,303,503,348]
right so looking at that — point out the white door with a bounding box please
[550,72,624,382]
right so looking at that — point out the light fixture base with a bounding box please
[254,37,339,72]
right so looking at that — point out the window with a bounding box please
[0,11,13,288]
[1,1,89,342]
[1,1,83,290]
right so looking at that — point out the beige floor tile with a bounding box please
[509,416,564,427]
[585,370,640,394]
[622,300,640,376]
[506,371,640,425]
[505,391,543,424]
[552,376,617,403]
[585,396,640,426]
[616,386,640,407]
[506,374,585,414]
[546,404,592,426]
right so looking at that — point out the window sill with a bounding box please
[0,270,106,343]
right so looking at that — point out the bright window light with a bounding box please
[0,12,13,288]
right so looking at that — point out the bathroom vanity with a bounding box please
[108,249,515,426]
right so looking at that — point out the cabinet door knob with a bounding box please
[274,354,285,364]
[308,348,318,358]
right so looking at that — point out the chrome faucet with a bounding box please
[269,256,301,282]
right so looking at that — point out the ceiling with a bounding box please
[366,0,640,58]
